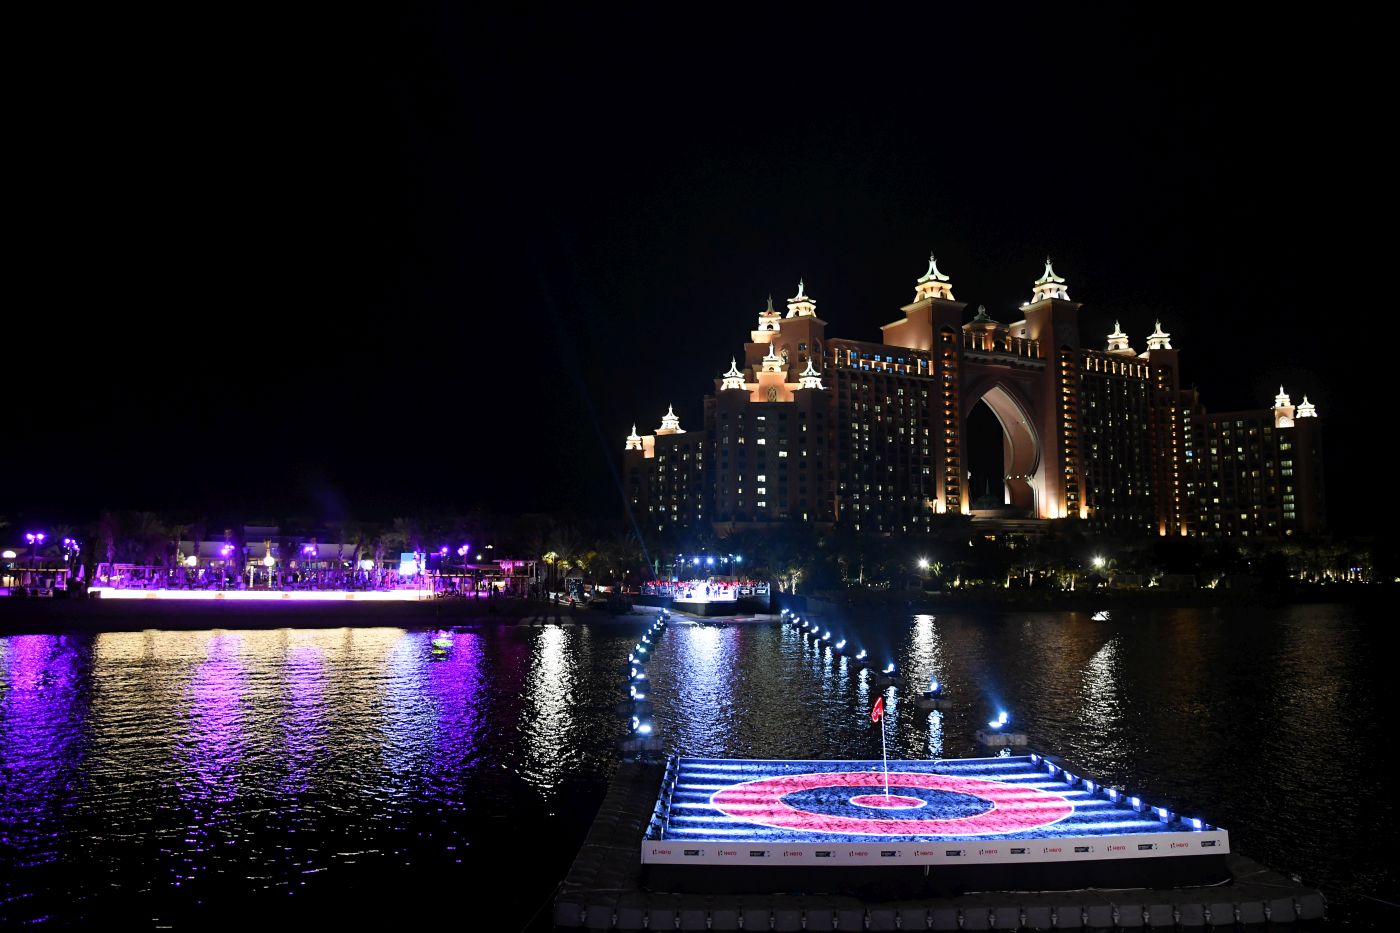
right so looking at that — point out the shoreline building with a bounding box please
[624,258,1324,540]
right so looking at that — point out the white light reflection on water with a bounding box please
[522,624,579,793]
[907,614,945,758]
[927,709,945,758]
[665,624,737,757]
[1081,637,1122,737]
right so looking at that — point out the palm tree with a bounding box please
[131,511,168,566]
[390,517,422,554]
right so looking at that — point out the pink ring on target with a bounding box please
[849,794,925,809]
[709,771,1073,836]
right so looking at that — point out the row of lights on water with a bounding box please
[780,608,1013,730]
[623,610,671,748]
[1027,754,1216,833]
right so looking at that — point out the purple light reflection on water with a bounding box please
[281,643,327,796]
[180,633,246,807]
[0,635,86,866]
[0,624,640,925]
[378,632,490,809]
[423,632,488,804]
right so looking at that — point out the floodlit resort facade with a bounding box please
[623,258,1324,540]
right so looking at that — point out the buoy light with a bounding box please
[856,650,867,660]
[998,711,1009,724]
[883,663,896,674]
[637,723,653,735]
[987,717,1003,730]
[835,640,846,650]
[928,677,939,693]
[822,631,831,641]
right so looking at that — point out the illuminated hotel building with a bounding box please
[624,407,707,532]
[624,258,1324,539]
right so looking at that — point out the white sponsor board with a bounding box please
[642,829,1228,866]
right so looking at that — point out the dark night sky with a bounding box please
[6,9,1385,532]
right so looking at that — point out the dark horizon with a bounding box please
[6,9,1384,534]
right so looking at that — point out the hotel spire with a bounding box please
[1273,386,1295,428]
[625,424,643,451]
[1106,320,1133,355]
[760,341,784,373]
[1031,257,1070,303]
[914,253,955,301]
[657,405,685,435]
[1146,319,1172,351]
[756,293,781,333]
[721,357,746,390]
[786,279,817,318]
[798,356,825,390]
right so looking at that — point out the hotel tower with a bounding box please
[624,258,1324,540]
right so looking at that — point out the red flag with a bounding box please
[871,696,884,723]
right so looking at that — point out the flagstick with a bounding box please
[880,696,890,798]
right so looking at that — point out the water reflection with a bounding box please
[0,608,1387,926]
[1080,637,1122,736]
[523,625,579,792]
[282,639,327,794]
[665,625,738,757]
[0,635,85,867]
[380,630,432,794]
[182,632,246,806]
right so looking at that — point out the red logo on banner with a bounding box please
[871,697,884,723]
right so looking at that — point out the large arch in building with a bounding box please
[960,378,1043,516]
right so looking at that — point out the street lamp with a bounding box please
[25,532,45,575]
[457,544,470,594]
[1091,555,1106,570]
[917,558,930,570]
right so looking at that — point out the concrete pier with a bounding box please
[555,763,1326,930]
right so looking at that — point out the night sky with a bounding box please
[7,9,1382,532]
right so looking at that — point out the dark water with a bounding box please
[0,606,1393,927]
